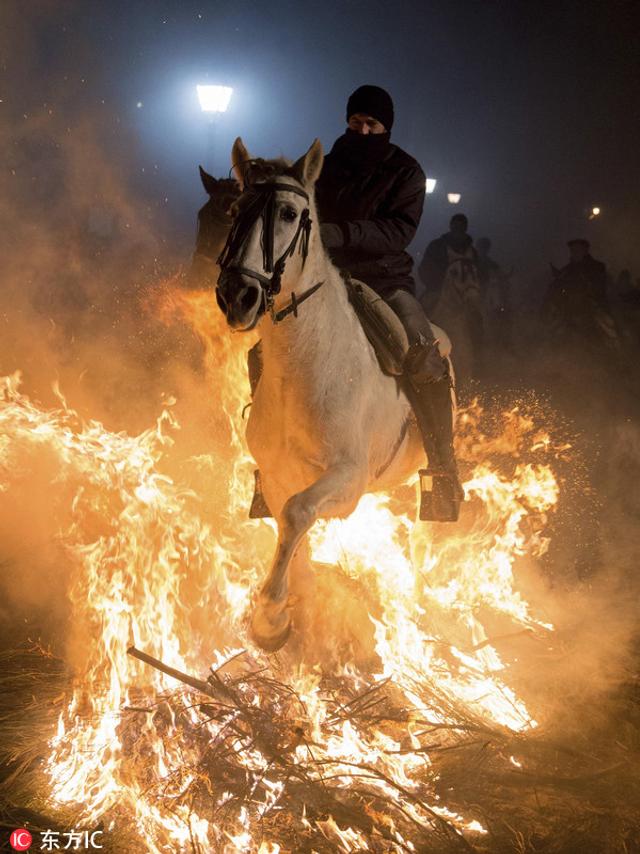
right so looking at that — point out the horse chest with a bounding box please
[246,375,329,466]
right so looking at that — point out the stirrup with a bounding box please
[418,468,464,522]
[249,469,273,519]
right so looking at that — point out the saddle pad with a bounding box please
[346,278,408,375]
[345,278,451,375]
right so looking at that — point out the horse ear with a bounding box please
[231,137,251,188]
[291,138,324,187]
[199,165,218,196]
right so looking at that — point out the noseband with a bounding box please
[216,179,323,325]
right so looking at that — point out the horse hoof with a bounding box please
[250,598,292,652]
[250,618,292,653]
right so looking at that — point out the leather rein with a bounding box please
[216,179,324,325]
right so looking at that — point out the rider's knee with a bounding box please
[384,288,434,344]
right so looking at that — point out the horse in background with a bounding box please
[188,173,240,290]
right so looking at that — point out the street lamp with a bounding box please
[447,193,461,204]
[197,85,233,175]
[589,206,601,219]
[197,84,233,114]
[425,177,437,194]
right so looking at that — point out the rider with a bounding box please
[315,85,463,519]
[419,213,479,313]
[542,239,620,353]
[559,239,608,308]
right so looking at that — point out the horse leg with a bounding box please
[250,462,365,651]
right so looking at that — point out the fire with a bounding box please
[0,286,565,850]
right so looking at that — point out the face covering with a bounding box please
[330,128,391,171]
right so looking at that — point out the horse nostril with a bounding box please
[216,289,228,315]
[240,286,260,314]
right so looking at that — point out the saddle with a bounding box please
[344,275,451,375]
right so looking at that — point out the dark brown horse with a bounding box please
[188,171,240,289]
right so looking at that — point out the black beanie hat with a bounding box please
[346,85,394,131]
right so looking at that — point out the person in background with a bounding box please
[418,214,478,314]
[561,239,608,307]
[543,239,618,352]
[418,214,482,382]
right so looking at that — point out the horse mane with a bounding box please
[228,157,304,221]
[241,157,293,186]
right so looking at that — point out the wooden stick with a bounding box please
[127,646,234,704]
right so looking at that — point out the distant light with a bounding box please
[592,206,601,216]
[197,84,233,113]
[136,101,143,109]
[447,193,461,204]
[425,177,437,194]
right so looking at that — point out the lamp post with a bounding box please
[425,177,437,194]
[197,85,233,174]
[447,193,461,205]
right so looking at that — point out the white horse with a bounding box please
[207,138,452,651]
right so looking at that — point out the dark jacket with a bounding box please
[315,135,426,296]
[543,255,613,334]
[556,256,608,308]
[418,232,478,310]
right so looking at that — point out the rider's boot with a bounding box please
[246,342,273,519]
[404,342,464,522]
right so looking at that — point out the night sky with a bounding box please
[3,0,640,281]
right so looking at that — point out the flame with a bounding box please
[0,285,563,850]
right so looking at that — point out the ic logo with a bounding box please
[10,829,33,851]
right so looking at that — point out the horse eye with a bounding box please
[280,206,297,222]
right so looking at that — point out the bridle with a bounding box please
[216,178,324,326]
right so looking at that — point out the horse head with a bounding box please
[213,137,324,331]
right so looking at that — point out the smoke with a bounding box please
[1,2,160,415]
[0,2,234,651]
[507,358,640,734]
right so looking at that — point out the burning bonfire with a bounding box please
[0,286,635,853]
